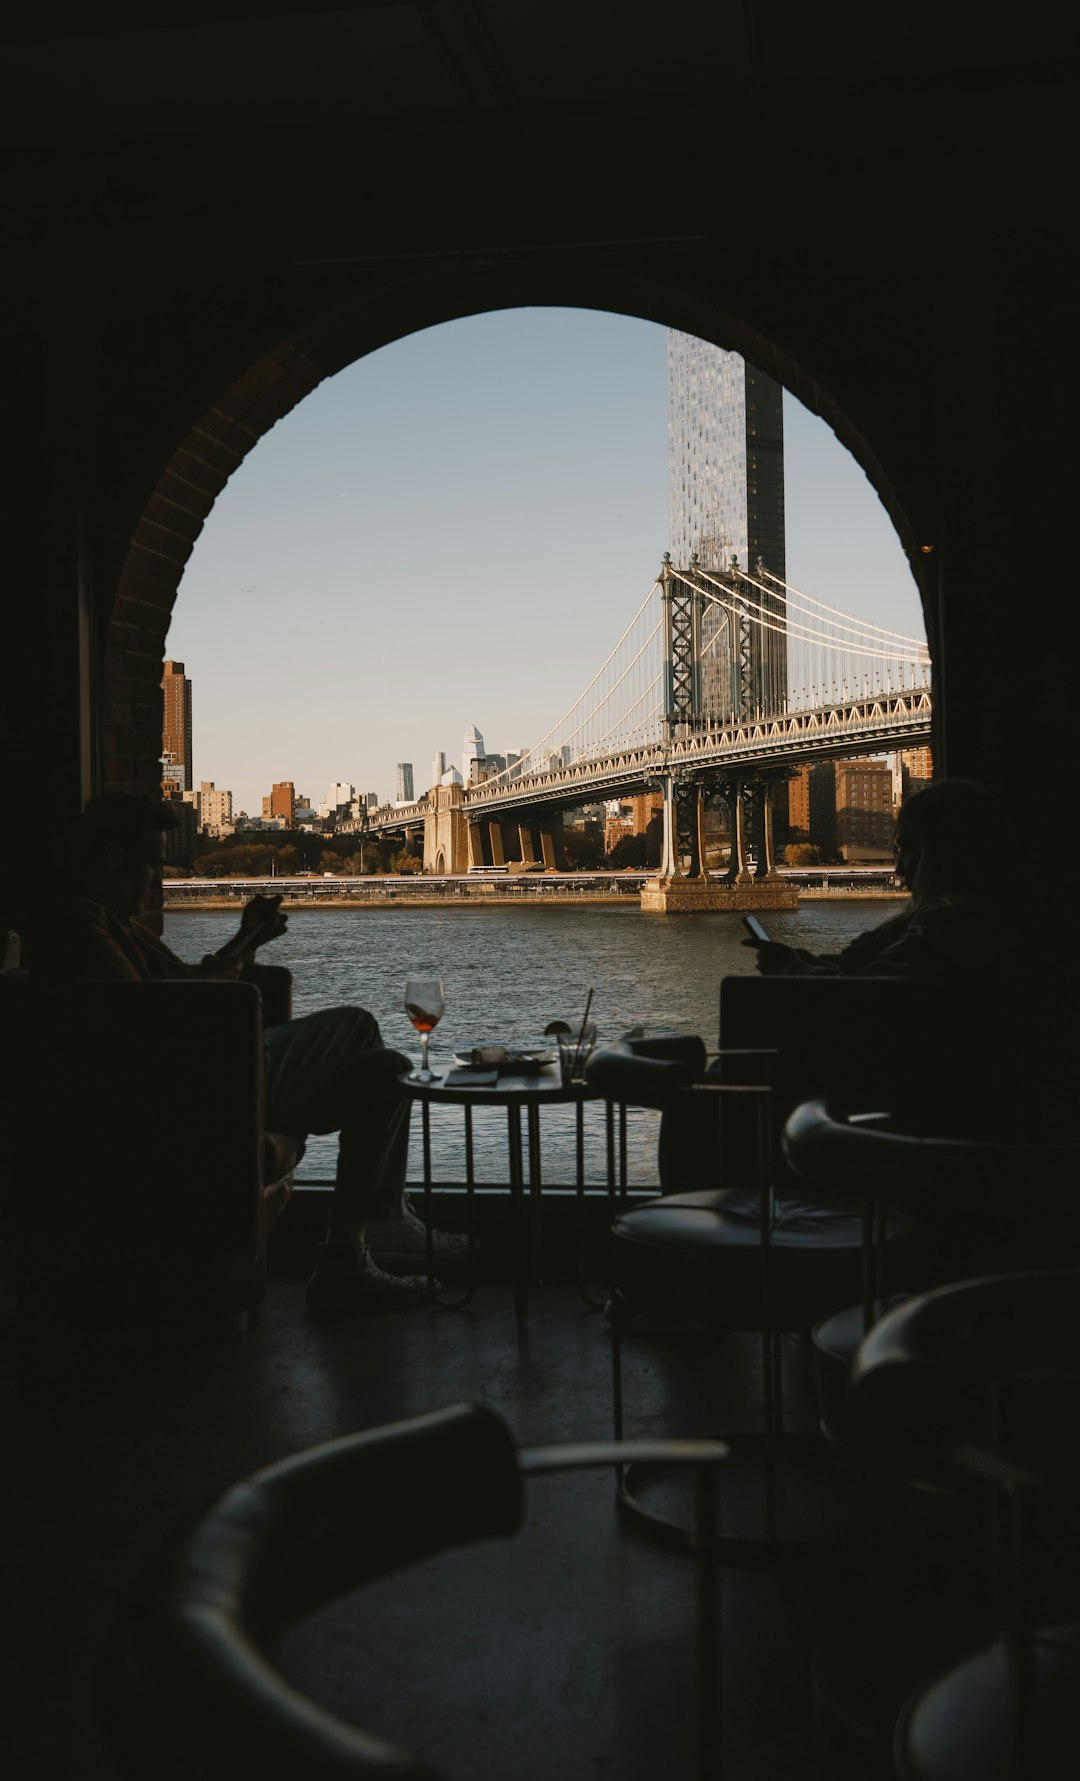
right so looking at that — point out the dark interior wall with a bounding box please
[3,59,1075,900]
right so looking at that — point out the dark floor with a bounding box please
[13,1195,926,1781]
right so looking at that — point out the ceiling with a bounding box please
[5,2,1073,147]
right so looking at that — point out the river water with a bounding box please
[164,900,906,1190]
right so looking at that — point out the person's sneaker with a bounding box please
[364,1193,473,1273]
[305,1241,434,1318]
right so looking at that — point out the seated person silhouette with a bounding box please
[616,778,1022,1196]
[43,792,467,1316]
[742,777,1000,980]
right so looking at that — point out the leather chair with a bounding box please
[101,1402,728,1781]
[778,1095,1054,1442]
[822,1269,1080,1777]
[585,1038,919,1565]
[3,965,300,1350]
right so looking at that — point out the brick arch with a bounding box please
[102,268,932,795]
[103,341,329,792]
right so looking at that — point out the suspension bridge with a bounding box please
[368,557,932,909]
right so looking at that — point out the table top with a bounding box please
[398,1064,598,1107]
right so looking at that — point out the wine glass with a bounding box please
[404,974,445,1082]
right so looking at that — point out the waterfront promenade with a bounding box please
[163,869,906,910]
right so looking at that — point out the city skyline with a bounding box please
[167,308,926,816]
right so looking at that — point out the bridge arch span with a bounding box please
[98,262,931,796]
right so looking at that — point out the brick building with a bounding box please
[160,660,193,795]
[835,757,895,861]
[262,781,296,827]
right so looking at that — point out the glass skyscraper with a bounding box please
[667,333,788,717]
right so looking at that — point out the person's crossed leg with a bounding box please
[262,1004,468,1316]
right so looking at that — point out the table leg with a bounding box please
[527,1101,544,1289]
[575,1097,605,1310]
[507,1103,528,1327]
[421,1099,479,1311]
[576,1098,621,1311]
[422,1099,436,1304]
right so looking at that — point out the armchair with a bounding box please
[101,1402,729,1781]
[4,968,300,1347]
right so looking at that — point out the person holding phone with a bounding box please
[741,778,1001,981]
[38,792,469,1315]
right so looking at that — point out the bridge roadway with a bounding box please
[367,688,933,833]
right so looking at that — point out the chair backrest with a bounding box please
[719,975,1050,1196]
[838,1268,1080,1485]
[104,1403,523,1781]
[780,1096,1034,1217]
[3,977,269,1246]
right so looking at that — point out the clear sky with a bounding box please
[167,307,925,817]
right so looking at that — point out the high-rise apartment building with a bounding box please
[835,757,894,860]
[787,761,839,858]
[668,333,788,717]
[161,659,193,793]
[183,780,234,837]
[262,781,295,826]
[668,333,787,579]
[893,747,934,807]
[395,763,414,804]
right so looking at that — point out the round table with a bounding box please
[399,1064,616,1326]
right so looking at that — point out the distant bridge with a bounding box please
[366,557,931,908]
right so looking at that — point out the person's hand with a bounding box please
[240,893,288,949]
[741,938,804,976]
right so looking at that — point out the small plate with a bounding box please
[453,1050,558,1067]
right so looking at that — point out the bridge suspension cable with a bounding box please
[469,558,931,808]
[680,564,931,711]
[479,578,664,788]
[755,565,931,651]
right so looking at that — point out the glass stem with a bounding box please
[420,1031,430,1076]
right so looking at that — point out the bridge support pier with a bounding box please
[488,822,506,866]
[642,770,796,912]
[467,822,484,869]
[731,779,754,883]
[758,777,785,879]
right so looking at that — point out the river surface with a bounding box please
[164,900,906,1190]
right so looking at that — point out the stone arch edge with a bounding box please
[101,264,932,795]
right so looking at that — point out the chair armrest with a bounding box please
[518,1438,728,1473]
[584,1035,707,1110]
[586,1048,697,1110]
[780,1094,1025,1216]
[240,962,293,1028]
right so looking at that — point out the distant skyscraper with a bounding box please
[431,751,447,790]
[319,781,355,817]
[462,725,484,785]
[668,333,786,579]
[668,333,788,716]
[396,762,414,803]
[161,659,193,793]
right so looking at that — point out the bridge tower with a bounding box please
[423,776,471,875]
[644,554,796,913]
[659,553,708,878]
